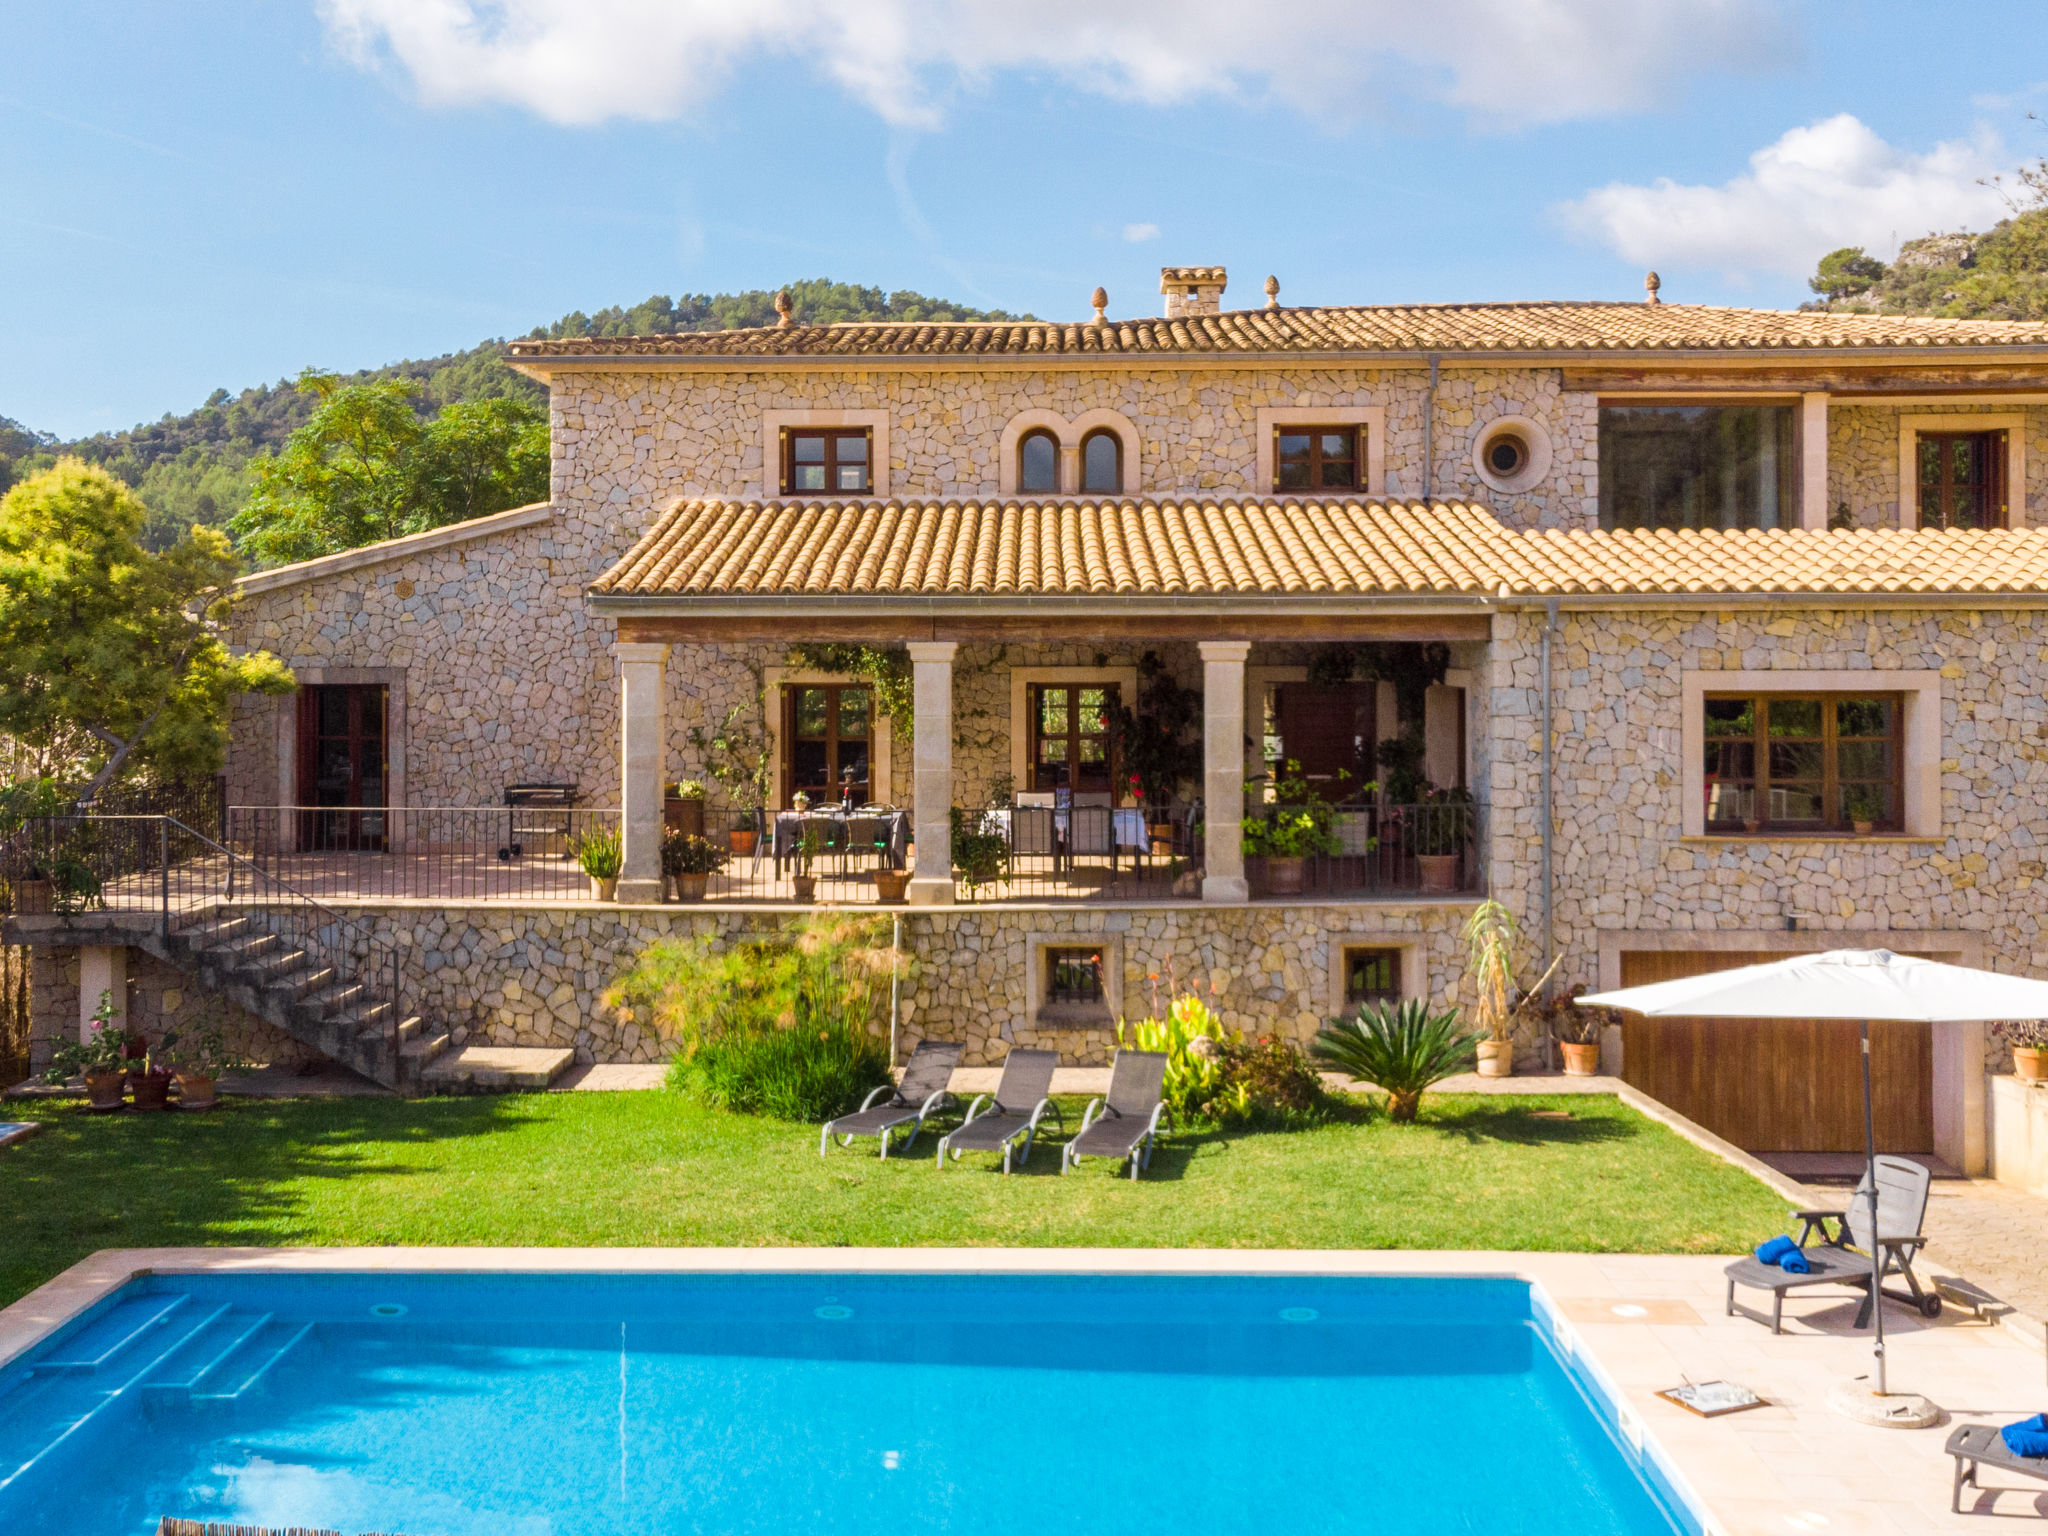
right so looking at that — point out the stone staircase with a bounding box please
[132,907,450,1094]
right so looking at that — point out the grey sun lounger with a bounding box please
[1062,1049,1170,1179]
[1724,1154,1941,1333]
[935,1048,1061,1174]
[1949,1422,2048,1512]
[819,1041,963,1158]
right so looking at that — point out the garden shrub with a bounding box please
[608,913,904,1121]
[1117,994,1340,1131]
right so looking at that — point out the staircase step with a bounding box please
[139,1309,273,1404]
[191,1320,313,1404]
[420,1046,575,1093]
[31,1294,189,1373]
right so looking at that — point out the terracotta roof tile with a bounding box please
[590,498,2048,601]
[517,303,2048,362]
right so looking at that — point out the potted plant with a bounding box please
[791,819,827,903]
[45,991,130,1111]
[665,779,707,840]
[133,1033,178,1111]
[11,865,52,915]
[661,829,724,901]
[1411,783,1476,893]
[949,807,1009,898]
[167,1020,240,1110]
[1549,991,1611,1077]
[1242,763,1340,896]
[572,825,624,901]
[1461,898,1560,1078]
[1845,786,1883,836]
[873,864,909,904]
[2010,1020,2048,1084]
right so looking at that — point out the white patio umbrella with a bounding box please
[1582,948,2048,1409]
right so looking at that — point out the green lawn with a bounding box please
[0,1090,1787,1308]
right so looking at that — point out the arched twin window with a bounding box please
[1080,429,1122,494]
[1019,429,1059,494]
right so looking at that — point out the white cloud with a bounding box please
[1122,222,1160,243]
[316,0,1786,132]
[1560,114,2011,279]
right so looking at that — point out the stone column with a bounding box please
[1800,392,1829,529]
[615,641,670,902]
[1200,640,1252,903]
[78,945,125,1043]
[907,641,958,906]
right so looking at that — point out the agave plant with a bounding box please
[1310,999,1481,1122]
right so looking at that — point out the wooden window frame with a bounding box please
[782,683,873,806]
[1273,425,1362,492]
[1341,946,1403,1009]
[1917,429,2008,530]
[1018,428,1060,495]
[1701,691,1904,835]
[1079,429,1124,495]
[1028,682,1120,795]
[780,428,873,497]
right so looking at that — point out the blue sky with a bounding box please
[4,0,2044,439]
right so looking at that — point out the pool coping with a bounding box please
[6,1245,2036,1535]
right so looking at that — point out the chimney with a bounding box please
[1160,266,1227,319]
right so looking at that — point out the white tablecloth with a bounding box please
[983,806,1149,851]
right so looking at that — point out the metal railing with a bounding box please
[9,814,410,1082]
[1245,799,1487,898]
[950,802,1199,903]
[225,805,623,903]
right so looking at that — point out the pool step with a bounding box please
[139,1309,278,1404]
[189,1320,313,1404]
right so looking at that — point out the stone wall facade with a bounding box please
[1827,403,2048,528]
[26,944,308,1077]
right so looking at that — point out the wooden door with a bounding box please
[296,684,388,850]
[1274,684,1375,802]
[1617,950,1932,1153]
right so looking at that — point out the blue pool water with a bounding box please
[0,1272,1701,1535]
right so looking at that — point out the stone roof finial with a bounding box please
[1091,286,1108,325]
[1644,271,1661,306]
[1264,275,1280,311]
[774,289,793,327]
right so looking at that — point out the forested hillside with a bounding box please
[1805,164,2048,320]
[0,280,1024,549]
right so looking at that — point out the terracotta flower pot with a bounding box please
[1416,853,1460,894]
[176,1071,218,1110]
[729,829,759,857]
[873,869,909,904]
[674,873,709,902]
[14,878,52,915]
[590,875,618,902]
[1475,1038,1514,1078]
[1560,1041,1601,1077]
[133,1070,174,1111]
[1263,856,1305,896]
[2015,1046,2048,1084]
[83,1070,126,1112]
[1853,820,1874,836]
[791,874,818,903]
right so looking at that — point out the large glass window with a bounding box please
[1030,683,1118,794]
[786,684,871,804]
[1019,429,1059,494]
[1702,693,1900,833]
[781,429,871,495]
[1599,405,1796,531]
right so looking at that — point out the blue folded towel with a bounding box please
[2003,1415,2048,1458]
[1754,1235,1797,1265]
[1779,1247,1810,1274]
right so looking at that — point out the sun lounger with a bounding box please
[818,1041,963,1158]
[1724,1154,1942,1333]
[1948,1422,2048,1512]
[1062,1049,1169,1179]
[935,1048,1061,1174]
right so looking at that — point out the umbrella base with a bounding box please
[1829,1378,1941,1428]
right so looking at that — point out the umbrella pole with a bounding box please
[1861,1019,1886,1396]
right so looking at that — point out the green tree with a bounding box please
[0,460,294,801]
[416,396,549,525]
[1808,247,1888,302]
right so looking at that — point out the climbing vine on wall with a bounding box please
[784,644,915,735]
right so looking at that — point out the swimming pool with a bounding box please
[0,1270,1704,1535]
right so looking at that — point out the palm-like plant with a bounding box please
[1311,999,1481,1122]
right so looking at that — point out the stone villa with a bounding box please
[21,265,2048,1181]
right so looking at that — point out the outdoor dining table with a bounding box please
[770,808,909,871]
[976,806,1150,857]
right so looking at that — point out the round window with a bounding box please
[1485,433,1528,478]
